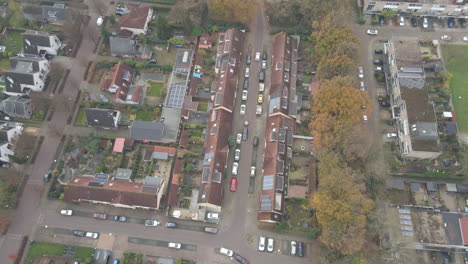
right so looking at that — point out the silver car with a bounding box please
[234,149,240,161]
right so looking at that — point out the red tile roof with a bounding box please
[146,145,176,156]
[179,130,189,147]
[460,218,468,245]
[102,61,134,96]
[120,5,152,30]
[168,158,183,206]
[199,34,213,49]
[113,138,125,152]
[64,176,159,209]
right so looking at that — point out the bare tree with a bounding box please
[48,61,65,86]
[90,0,106,16]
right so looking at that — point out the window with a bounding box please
[262,175,274,190]
[213,172,222,183]
[202,168,211,183]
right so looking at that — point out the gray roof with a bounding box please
[110,37,137,56]
[159,107,181,143]
[4,72,35,94]
[412,121,438,140]
[145,176,163,186]
[152,152,168,160]
[42,5,67,22]
[386,179,405,190]
[445,122,458,136]
[114,168,132,181]
[84,108,119,128]
[0,96,32,118]
[156,258,175,264]
[93,249,111,264]
[23,31,54,55]
[426,182,439,192]
[175,49,193,66]
[129,121,165,141]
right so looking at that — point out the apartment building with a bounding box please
[363,0,468,18]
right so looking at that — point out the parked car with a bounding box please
[232,162,239,175]
[244,67,250,78]
[290,241,297,256]
[258,236,266,251]
[253,136,258,147]
[441,35,451,41]
[358,67,364,79]
[242,127,248,141]
[411,17,418,27]
[73,230,85,237]
[242,90,248,101]
[234,149,241,161]
[236,133,242,144]
[256,105,262,115]
[360,81,365,91]
[96,16,104,26]
[207,212,220,220]
[459,18,466,28]
[261,61,267,70]
[165,222,177,228]
[258,70,265,82]
[374,49,383,54]
[234,255,249,264]
[447,18,455,28]
[240,104,246,115]
[257,94,263,104]
[366,29,378,35]
[379,16,385,26]
[386,133,397,138]
[43,170,52,182]
[423,17,429,28]
[464,36,468,42]
[363,115,368,122]
[85,232,99,239]
[204,227,218,233]
[93,213,107,220]
[219,247,233,257]
[267,238,274,252]
[399,16,405,26]
[373,59,383,65]
[243,79,249,90]
[144,220,160,227]
[298,242,305,257]
[0,162,10,168]
[168,242,181,249]
[114,215,127,222]
[83,93,90,100]
[60,209,73,216]
[255,52,261,61]
[230,178,237,192]
[246,55,251,65]
[375,66,383,72]
[250,166,256,177]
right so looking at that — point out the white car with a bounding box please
[236,133,242,144]
[399,16,405,26]
[256,105,262,115]
[234,149,240,161]
[261,61,267,70]
[258,236,266,251]
[232,162,239,175]
[219,247,233,257]
[464,36,468,42]
[207,212,220,220]
[60,209,73,216]
[423,17,429,28]
[250,166,256,177]
[363,115,368,122]
[245,67,250,78]
[267,238,274,252]
[360,81,365,91]
[240,104,246,115]
[386,133,397,138]
[290,241,297,256]
[366,29,378,35]
[375,66,383,72]
[96,16,103,26]
[168,242,181,249]
[441,35,451,41]
[255,52,261,61]
[85,232,99,239]
[144,220,160,227]
[242,90,248,101]
[358,67,363,79]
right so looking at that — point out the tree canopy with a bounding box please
[209,0,255,22]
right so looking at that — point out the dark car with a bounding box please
[243,79,249,90]
[0,162,10,168]
[246,55,251,65]
[114,215,127,222]
[379,16,385,26]
[374,49,384,54]
[447,18,455,28]
[45,54,54,60]
[258,70,265,83]
[148,59,157,64]
[298,242,305,257]
[262,51,267,61]
[253,136,259,147]
[411,17,418,27]
[165,222,177,228]
[73,230,86,237]
[373,59,383,65]
[43,170,52,182]
[459,18,466,28]
[234,255,249,264]
[242,127,248,141]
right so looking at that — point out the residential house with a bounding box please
[198,29,244,211]
[23,4,68,25]
[109,37,152,59]
[143,145,176,161]
[384,37,441,159]
[119,5,153,36]
[101,62,142,104]
[64,174,165,210]
[363,0,468,18]
[258,32,299,224]
[199,34,213,49]
[84,108,120,129]
[0,121,23,163]
[129,120,165,142]
[3,56,49,96]
[0,96,33,119]
[22,30,62,56]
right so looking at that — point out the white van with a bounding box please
[399,16,405,26]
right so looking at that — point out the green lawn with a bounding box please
[75,246,94,262]
[197,102,208,112]
[75,109,88,126]
[443,45,468,133]
[25,242,65,264]
[136,110,154,121]
[148,82,164,97]
[0,32,23,55]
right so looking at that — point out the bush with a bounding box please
[96,61,115,69]
[122,60,137,67]
[273,222,290,232]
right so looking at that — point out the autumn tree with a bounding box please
[317,54,354,80]
[309,76,370,156]
[313,27,359,63]
[311,167,374,255]
[209,0,255,22]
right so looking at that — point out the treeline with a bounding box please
[308,12,377,264]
